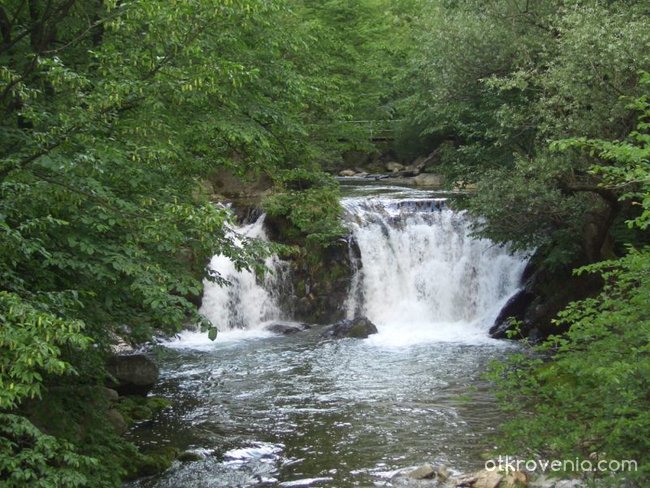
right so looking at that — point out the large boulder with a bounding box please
[106,354,159,396]
[321,316,378,339]
[490,250,604,342]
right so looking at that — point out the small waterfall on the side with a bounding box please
[343,196,528,344]
[199,214,285,332]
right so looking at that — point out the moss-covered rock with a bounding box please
[125,447,180,479]
[116,396,171,425]
[277,238,357,324]
[178,450,204,463]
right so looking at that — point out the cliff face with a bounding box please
[489,253,603,341]
[264,218,358,325]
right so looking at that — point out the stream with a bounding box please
[126,182,528,487]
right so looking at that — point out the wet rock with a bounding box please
[489,289,535,339]
[413,173,444,187]
[489,249,604,342]
[106,408,128,435]
[276,238,356,325]
[339,169,357,177]
[127,447,180,479]
[386,161,405,173]
[117,395,171,425]
[502,471,527,487]
[408,464,436,479]
[321,316,378,339]
[266,321,311,335]
[106,354,160,396]
[102,387,120,404]
[471,470,503,488]
[178,451,204,463]
[436,465,451,481]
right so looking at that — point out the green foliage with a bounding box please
[398,0,650,264]
[5,0,647,484]
[263,169,346,245]
[490,249,650,484]
[0,413,93,487]
[0,292,90,409]
[490,90,650,485]
[552,76,650,230]
[1,0,397,484]
[1,384,146,487]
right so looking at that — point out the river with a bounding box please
[126,182,528,487]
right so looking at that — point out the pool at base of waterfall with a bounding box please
[125,329,517,487]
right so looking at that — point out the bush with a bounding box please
[489,87,650,486]
[263,169,346,246]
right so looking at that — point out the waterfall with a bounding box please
[342,196,528,344]
[194,194,527,345]
[199,214,285,332]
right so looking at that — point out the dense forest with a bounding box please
[0,0,648,486]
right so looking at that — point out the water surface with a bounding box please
[127,330,515,487]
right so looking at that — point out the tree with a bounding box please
[0,0,382,484]
[399,0,650,266]
[490,89,650,485]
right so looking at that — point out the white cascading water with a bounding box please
[196,214,284,337]
[342,197,528,345]
[174,194,528,347]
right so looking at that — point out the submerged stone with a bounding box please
[321,316,378,339]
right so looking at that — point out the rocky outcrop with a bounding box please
[106,354,160,396]
[489,289,536,339]
[265,321,311,335]
[321,316,378,339]
[272,237,358,325]
[490,254,603,341]
[106,408,128,435]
